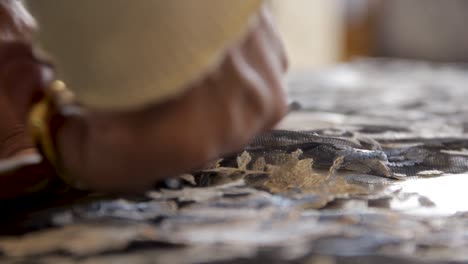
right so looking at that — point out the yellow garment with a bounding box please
[27,0,263,110]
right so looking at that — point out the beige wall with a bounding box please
[271,0,344,71]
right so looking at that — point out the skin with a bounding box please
[0,0,52,159]
[0,3,288,194]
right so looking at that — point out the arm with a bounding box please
[0,2,288,195]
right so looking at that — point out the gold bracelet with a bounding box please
[28,81,85,189]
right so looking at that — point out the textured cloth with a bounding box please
[27,0,263,110]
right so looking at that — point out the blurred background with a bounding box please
[271,0,468,72]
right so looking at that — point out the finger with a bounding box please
[0,0,36,41]
[258,7,289,73]
[236,13,288,131]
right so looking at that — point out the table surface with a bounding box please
[2,59,468,264]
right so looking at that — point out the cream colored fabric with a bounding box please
[27,0,262,110]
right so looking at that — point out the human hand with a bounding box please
[57,9,288,192]
[0,0,52,158]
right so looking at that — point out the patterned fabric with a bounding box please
[27,0,263,110]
